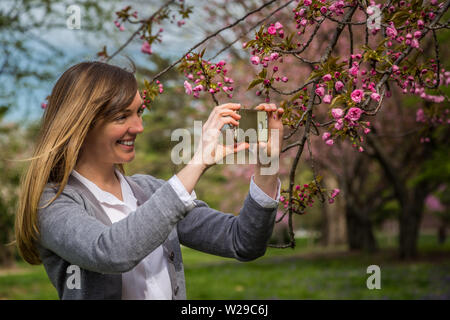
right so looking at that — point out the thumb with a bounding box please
[234,142,249,153]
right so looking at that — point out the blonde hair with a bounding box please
[15,61,137,264]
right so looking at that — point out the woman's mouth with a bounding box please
[117,139,135,150]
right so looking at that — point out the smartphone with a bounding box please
[221,109,268,143]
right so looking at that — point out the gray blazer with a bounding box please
[36,173,278,299]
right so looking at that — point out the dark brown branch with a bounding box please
[150,0,280,83]
[273,17,325,55]
[209,0,296,60]
[106,0,175,63]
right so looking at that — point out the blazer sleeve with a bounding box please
[37,180,189,274]
[177,191,278,261]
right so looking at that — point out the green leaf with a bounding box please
[247,79,264,90]
[330,95,346,108]
[0,106,8,120]
[306,70,321,82]
[258,68,267,79]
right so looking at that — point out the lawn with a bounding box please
[1,235,449,300]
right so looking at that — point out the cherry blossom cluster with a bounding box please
[245,1,448,153]
[179,52,234,100]
[243,21,290,102]
[140,79,164,110]
[279,180,340,214]
[293,0,346,33]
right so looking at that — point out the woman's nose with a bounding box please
[129,116,144,134]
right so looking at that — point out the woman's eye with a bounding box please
[115,115,127,121]
[138,108,144,116]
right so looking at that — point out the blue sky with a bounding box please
[2,0,244,124]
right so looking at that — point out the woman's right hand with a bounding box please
[191,103,249,170]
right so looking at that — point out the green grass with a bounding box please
[1,235,449,300]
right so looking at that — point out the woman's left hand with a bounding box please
[253,103,284,164]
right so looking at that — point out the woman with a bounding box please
[15,61,284,300]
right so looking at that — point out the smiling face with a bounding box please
[78,90,144,166]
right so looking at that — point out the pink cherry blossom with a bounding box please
[193,84,204,92]
[184,81,192,95]
[325,139,334,146]
[349,63,359,77]
[315,86,325,97]
[334,119,344,130]
[425,194,445,212]
[141,41,152,55]
[304,0,312,6]
[386,25,398,39]
[411,39,420,48]
[331,108,344,119]
[345,107,364,121]
[370,92,380,101]
[335,81,344,92]
[323,94,332,104]
[268,26,277,35]
[270,52,279,61]
[331,188,340,198]
[274,22,283,30]
[322,132,331,141]
[251,56,260,65]
[322,74,332,82]
[417,19,424,29]
[350,89,364,103]
[416,108,426,122]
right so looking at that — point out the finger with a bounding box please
[210,111,240,130]
[206,104,240,124]
[218,109,241,120]
[217,103,241,111]
[255,103,277,112]
[220,116,239,128]
[233,142,249,153]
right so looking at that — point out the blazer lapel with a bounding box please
[67,175,113,227]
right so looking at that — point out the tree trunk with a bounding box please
[399,192,425,259]
[0,244,15,268]
[438,223,446,245]
[346,204,377,253]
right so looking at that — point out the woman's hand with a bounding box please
[253,103,284,166]
[191,103,249,170]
